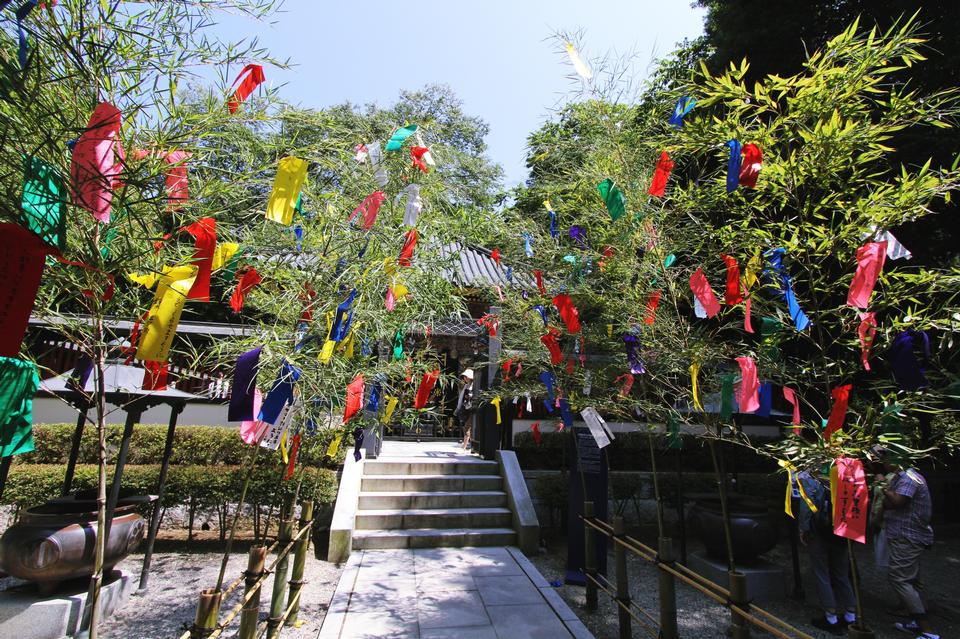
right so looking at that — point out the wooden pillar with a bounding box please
[62,404,89,496]
[103,401,144,543]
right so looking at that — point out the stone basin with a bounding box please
[686,493,779,564]
[0,492,153,592]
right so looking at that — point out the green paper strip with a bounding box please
[663,254,676,268]
[223,247,248,281]
[393,329,404,360]
[720,373,735,421]
[597,178,626,221]
[385,124,418,152]
[0,357,39,458]
[21,155,66,252]
[667,412,683,450]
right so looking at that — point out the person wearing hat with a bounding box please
[455,368,474,450]
[874,447,938,639]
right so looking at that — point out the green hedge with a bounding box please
[21,424,349,468]
[1,463,339,511]
[514,431,778,473]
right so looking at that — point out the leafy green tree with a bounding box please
[0,2,280,634]
[497,19,960,475]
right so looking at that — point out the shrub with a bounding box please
[514,430,779,473]
[20,424,348,469]
[1,463,339,511]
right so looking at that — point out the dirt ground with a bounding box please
[98,535,343,639]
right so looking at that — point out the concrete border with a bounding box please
[496,450,540,555]
[0,569,133,639]
[327,456,364,563]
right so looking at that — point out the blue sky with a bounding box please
[211,1,706,187]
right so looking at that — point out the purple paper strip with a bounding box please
[228,346,262,421]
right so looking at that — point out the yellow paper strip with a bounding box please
[382,396,398,424]
[136,265,198,362]
[689,362,703,412]
[212,242,240,271]
[266,156,308,225]
[491,396,502,425]
[326,433,342,458]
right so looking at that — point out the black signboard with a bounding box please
[565,425,608,585]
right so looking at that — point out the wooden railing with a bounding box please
[177,498,314,639]
[581,501,816,639]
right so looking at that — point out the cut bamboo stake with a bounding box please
[238,546,267,639]
[190,588,224,639]
[286,499,313,626]
[266,509,294,639]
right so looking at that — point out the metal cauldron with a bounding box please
[0,491,152,591]
[687,494,779,563]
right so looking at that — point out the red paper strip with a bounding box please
[847,241,887,309]
[689,268,721,318]
[721,254,743,305]
[833,457,868,543]
[823,384,852,439]
[398,229,418,266]
[648,151,674,197]
[783,386,801,433]
[51,255,116,301]
[644,290,661,325]
[0,223,57,356]
[343,374,365,423]
[142,360,168,391]
[531,422,542,445]
[739,143,762,188]
[284,434,301,480]
[164,150,190,211]
[744,297,754,333]
[735,356,759,413]
[71,102,125,223]
[502,358,513,381]
[857,312,877,371]
[228,64,265,113]
[615,373,635,397]
[491,248,501,265]
[183,217,216,301]
[411,146,430,173]
[534,270,546,295]
[565,359,574,374]
[414,369,440,409]
[552,293,582,334]
[230,267,263,313]
[541,328,563,365]
[349,191,387,230]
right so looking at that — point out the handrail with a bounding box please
[580,514,815,639]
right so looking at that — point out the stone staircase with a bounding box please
[351,458,518,550]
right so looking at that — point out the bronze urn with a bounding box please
[0,493,151,592]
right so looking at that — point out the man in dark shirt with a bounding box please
[878,450,937,639]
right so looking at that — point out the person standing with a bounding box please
[878,452,938,639]
[795,470,858,635]
[455,368,474,450]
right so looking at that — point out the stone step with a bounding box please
[351,527,517,550]
[358,490,508,510]
[354,507,513,530]
[360,474,502,493]
[362,460,499,476]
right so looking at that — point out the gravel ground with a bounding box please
[97,544,343,639]
[529,526,960,639]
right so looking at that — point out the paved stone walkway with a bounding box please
[318,546,593,639]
